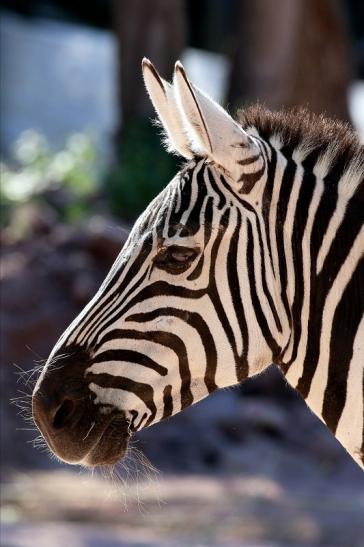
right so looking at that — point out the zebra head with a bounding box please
[32,60,279,466]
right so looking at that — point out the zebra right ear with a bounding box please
[172,61,262,191]
[142,58,193,159]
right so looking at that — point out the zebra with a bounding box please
[32,59,364,470]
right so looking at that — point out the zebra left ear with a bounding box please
[142,58,194,159]
[173,61,260,183]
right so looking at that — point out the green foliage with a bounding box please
[106,120,179,221]
[1,122,180,232]
[0,130,100,226]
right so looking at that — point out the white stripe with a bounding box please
[335,315,364,469]
[316,165,361,275]
[215,207,242,355]
[306,226,364,417]
[89,383,152,423]
[87,361,169,383]
[285,177,324,387]
[238,212,272,374]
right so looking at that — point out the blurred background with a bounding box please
[1,1,364,546]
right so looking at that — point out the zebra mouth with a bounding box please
[81,415,131,467]
[33,387,130,467]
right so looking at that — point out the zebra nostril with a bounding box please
[52,398,76,429]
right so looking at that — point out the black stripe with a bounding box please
[246,218,280,359]
[284,167,316,369]
[180,162,208,236]
[238,154,261,166]
[162,385,173,420]
[275,158,297,334]
[168,169,194,237]
[255,215,282,333]
[239,163,265,193]
[227,208,249,379]
[206,169,226,209]
[322,255,364,433]
[319,182,364,285]
[261,144,276,278]
[187,195,214,281]
[136,412,149,430]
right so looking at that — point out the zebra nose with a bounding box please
[52,397,77,429]
[32,345,91,435]
[32,388,84,433]
[32,372,89,434]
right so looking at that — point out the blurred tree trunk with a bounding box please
[227,0,353,122]
[113,0,186,132]
[108,1,186,219]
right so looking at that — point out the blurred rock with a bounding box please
[2,203,59,244]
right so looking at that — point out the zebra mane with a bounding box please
[239,104,364,192]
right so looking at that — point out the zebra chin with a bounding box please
[32,345,131,467]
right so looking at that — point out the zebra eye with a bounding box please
[154,245,199,274]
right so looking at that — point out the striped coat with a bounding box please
[32,60,364,470]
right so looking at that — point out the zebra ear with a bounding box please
[142,58,193,159]
[173,61,260,184]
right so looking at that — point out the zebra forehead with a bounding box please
[130,159,213,238]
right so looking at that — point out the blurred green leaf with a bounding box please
[106,120,179,221]
[0,129,101,229]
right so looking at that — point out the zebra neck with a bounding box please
[267,153,364,469]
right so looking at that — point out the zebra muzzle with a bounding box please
[32,346,130,466]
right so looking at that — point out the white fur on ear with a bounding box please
[142,58,193,158]
[142,58,262,188]
[173,61,259,180]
